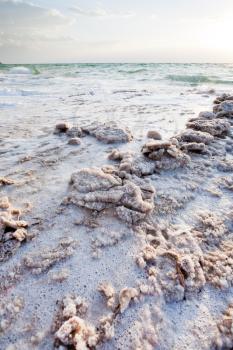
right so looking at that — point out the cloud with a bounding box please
[0,0,76,52]
[0,0,72,28]
[70,5,134,18]
[0,31,78,49]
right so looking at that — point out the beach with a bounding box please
[1,63,233,349]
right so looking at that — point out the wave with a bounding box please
[166,74,233,85]
[9,66,32,74]
[31,67,40,75]
[118,68,148,74]
[8,66,40,75]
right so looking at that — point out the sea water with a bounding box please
[0,63,233,140]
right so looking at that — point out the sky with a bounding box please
[0,0,233,63]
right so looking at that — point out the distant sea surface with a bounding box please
[0,63,233,138]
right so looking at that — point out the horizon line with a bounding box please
[1,62,233,65]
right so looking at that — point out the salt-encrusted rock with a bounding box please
[98,314,115,341]
[115,206,147,225]
[203,240,233,289]
[98,282,116,310]
[54,294,115,349]
[176,129,214,144]
[176,129,214,154]
[141,139,190,170]
[180,142,206,153]
[0,218,28,230]
[62,295,88,319]
[12,228,27,242]
[82,121,133,143]
[214,93,233,105]
[194,211,227,248]
[147,130,162,140]
[142,140,171,156]
[0,196,10,209]
[69,167,155,222]
[68,137,81,145]
[188,111,216,123]
[136,226,206,301]
[108,149,122,161]
[70,167,122,193]
[187,118,230,137]
[0,296,24,334]
[0,198,29,261]
[214,100,233,118]
[67,126,83,138]
[108,149,155,176]
[54,123,69,134]
[198,111,216,120]
[55,316,98,349]
[213,303,233,349]
[119,287,139,313]
[0,177,15,186]
[136,244,157,268]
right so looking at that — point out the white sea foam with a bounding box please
[9,66,32,74]
[0,88,43,97]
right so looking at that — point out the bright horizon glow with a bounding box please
[0,0,233,63]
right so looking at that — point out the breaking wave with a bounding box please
[9,66,32,74]
[8,66,40,75]
[166,74,233,85]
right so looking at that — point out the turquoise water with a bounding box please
[1,63,233,85]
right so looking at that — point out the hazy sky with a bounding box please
[0,0,233,63]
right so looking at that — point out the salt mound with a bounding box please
[176,129,214,145]
[186,118,230,137]
[214,100,233,118]
[68,167,155,224]
[0,196,29,262]
[82,121,133,143]
[136,225,206,302]
[141,139,190,170]
[214,303,233,349]
[175,129,214,154]
[54,294,115,349]
[109,149,156,176]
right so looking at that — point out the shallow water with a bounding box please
[0,63,233,140]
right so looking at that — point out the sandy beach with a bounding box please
[1,64,233,349]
